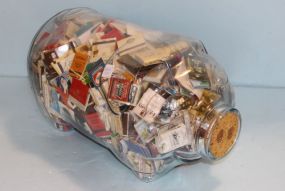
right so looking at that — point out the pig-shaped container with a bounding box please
[28,8,241,182]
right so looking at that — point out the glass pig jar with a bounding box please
[27,8,241,182]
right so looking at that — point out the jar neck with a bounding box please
[195,105,241,161]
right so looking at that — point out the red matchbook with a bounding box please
[68,78,90,111]
[85,112,111,137]
[108,77,132,103]
[101,26,124,41]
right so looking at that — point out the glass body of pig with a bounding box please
[28,8,241,182]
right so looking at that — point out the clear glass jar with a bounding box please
[27,7,241,182]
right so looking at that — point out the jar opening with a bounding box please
[206,108,241,160]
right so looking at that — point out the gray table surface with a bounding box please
[0,77,284,191]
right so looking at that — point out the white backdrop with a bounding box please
[0,0,284,87]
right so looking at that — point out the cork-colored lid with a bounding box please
[208,110,241,159]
